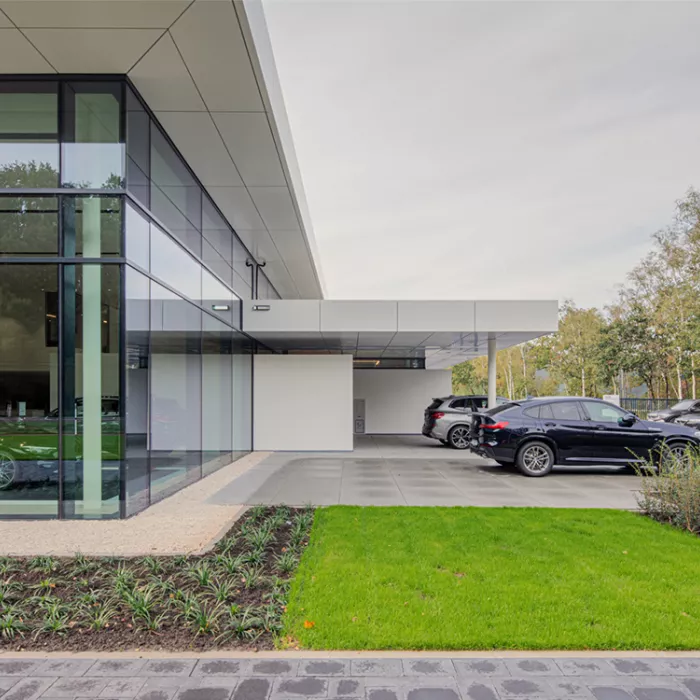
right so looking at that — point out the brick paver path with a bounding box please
[1,657,700,700]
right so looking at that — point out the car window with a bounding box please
[581,401,627,423]
[428,399,444,411]
[472,398,488,410]
[523,406,540,418]
[450,399,466,409]
[550,402,582,421]
[539,403,555,420]
[672,400,695,411]
[485,402,520,416]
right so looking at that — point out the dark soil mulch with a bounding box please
[0,506,313,652]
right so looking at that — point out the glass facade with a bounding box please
[0,77,261,519]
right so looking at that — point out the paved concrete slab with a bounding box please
[208,436,642,509]
[1,658,698,700]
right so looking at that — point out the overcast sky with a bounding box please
[262,0,700,309]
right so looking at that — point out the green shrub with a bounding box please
[636,444,700,534]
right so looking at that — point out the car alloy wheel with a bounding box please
[518,442,553,476]
[448,426,471,450]
[0,454,16,491]
[662,443,693,470]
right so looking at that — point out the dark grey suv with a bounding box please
[423,395,509,449]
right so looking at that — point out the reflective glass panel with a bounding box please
[0,196,58,256]
[61,264,121,519]
[0,264,59,518]
[0,82,59,188]
[62,82,124,189]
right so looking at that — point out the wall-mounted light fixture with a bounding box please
[212,304,230,311]
[252,304,271,311]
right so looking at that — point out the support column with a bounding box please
[82,197,102,515]
[487,335,497,409]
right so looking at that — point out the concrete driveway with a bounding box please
[208,436,642,509]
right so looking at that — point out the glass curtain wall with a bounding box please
[0,77,255,520]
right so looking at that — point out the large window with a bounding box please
[0,77,258,520]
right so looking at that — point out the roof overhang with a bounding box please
[243,300,559,368]
[0,0,324,299]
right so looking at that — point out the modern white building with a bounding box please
[0,0,557,519]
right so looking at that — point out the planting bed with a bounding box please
[0,505,313,651]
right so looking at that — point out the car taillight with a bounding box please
[480,421,509,430]
[432,412,445,419]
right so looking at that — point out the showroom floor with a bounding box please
[208,436,641,509]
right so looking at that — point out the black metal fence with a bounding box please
[620,398,677,420]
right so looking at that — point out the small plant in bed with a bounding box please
[0,506,313,652]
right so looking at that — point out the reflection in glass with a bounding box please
[125,201,150,269]
[202,315,233,475]
[150,125,201,255]
[149,281,202,503]
[62,83,123,189]
[125,267,150,516]
[126,86,150,208]
[0,265,59,518]
[150,223,201,302]
[0,196,58,257]
[62,196,122,257]
[61,265,121,519]
[0,82,59,188]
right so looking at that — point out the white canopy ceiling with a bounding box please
[0,0,324,300]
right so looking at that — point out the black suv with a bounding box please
[469,397,700,477]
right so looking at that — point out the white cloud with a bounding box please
[262,0,700,308]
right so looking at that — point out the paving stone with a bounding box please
[329,678,364,697]
[248,661,297,677]
[232,678,270,700]
[506,661,562,677]
[555,661,617,677]
[406,688,460,700]
[349,660,403,678]
[546,678,594,698]
[298,661,349,677]
[141,661,197,677]
[99,679,148,697]
[453,660,510,677]
[609,661,666,677]
[0,678,19,694]
[681,679,700,699]
[402,660,455,676]
[496,677,554,697]
[140,680,198,691]
[174,689,233,700]
[632,688,690,700]
[43,677,109,697]
[366,690,399,700]
[133,689,179,700]
[2,678,57,700]
[460,679,500,700]
[590,687,635,700]
[272,677,328,697]
[664,662,700,676]
[88,662,147,678]
[193,661,245,677]
[632,679,685,688]
[34,660,94,678]
[0,661,43,677]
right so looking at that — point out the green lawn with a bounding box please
[284,507,700,650]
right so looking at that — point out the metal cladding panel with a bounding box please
[474,300,559,333]
[320,301,398,333]
[243,300,320,332]
[397,301,475,333]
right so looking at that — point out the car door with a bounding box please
[579,400,652,463]
[541,400,593,462]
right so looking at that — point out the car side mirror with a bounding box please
[618,414,636,427]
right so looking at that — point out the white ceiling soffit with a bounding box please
[0,1,191,28]
[0,28,55,71]
[0,0,323,300]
